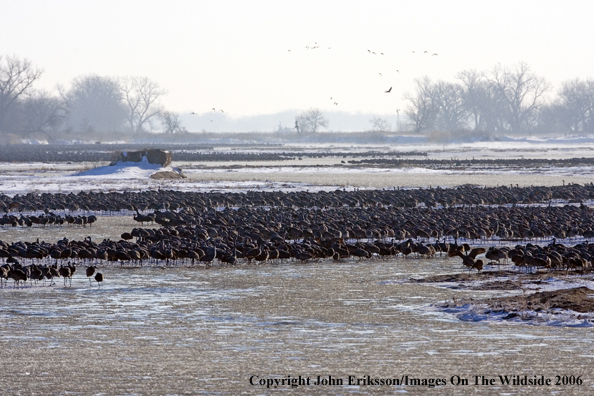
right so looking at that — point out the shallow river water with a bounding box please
[1,256,592,395]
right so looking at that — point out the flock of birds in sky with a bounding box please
[290,41,439,108]
[190,41,440,119]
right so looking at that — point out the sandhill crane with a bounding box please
[385,87,392,93]
[0,265,10,287]
[59,265,72,287]
[9,268,28,287]
[457,247,486,271]
[200,247,216,265]
[295,250,313,262]
[86,266,96,285]
[485,247,507,264]
[46,265,60,285]
[95,272,104,288]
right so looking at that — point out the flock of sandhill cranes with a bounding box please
[292,42,440,105]
[0,212,96,228]
[188,41,440,115]
[2,183,594,288]
[0,260,103,288]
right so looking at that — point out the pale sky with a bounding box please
[3,0,594,122]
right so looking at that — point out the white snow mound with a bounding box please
[73,159,175,179]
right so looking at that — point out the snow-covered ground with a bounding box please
[2,164,593,196]
[1,135,594,196]
[73,160,168,178]
[0,160,346,196]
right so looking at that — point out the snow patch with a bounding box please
[73,161,166,179]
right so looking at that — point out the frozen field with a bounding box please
[2,136,594,195]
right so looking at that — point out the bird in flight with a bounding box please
[380,53,384,55]
[334,102,338,106]
[191,112,196,115]
[379,73,382,76]
[220,109,224,113]
[432,53,438,56]
[424,51,428,54]
[385,87,392,93]
[396,70,399,73]
[212,108,216,111]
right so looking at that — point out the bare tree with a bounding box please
[553,78,594,134]
[160,111,187,134]
[0,55,43,133]
[295,108,328,133]
[121,76,166,133]
[487,62,550,134]
[433,81,469,131]
[17,90,65,136]
[369,116,391,132]
[534,104,565,135]
[458,70,492,131]
[61,74,127,134]
[404,76,439,133]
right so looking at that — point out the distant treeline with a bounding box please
[0,55,185,140]
[349,157,594,168]
[404,62,594,136]
[2,54,593,139]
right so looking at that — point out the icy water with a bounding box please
[1,257,593,395]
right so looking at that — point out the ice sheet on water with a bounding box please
[429,272,594,327]
[454,306,594,328]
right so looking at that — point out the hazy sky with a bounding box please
[3,0,594,121]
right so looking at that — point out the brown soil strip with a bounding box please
[150,171,186,179]
[488,287,594,313]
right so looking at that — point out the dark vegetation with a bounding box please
[0,144,431,163]
[348,157,594,168]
